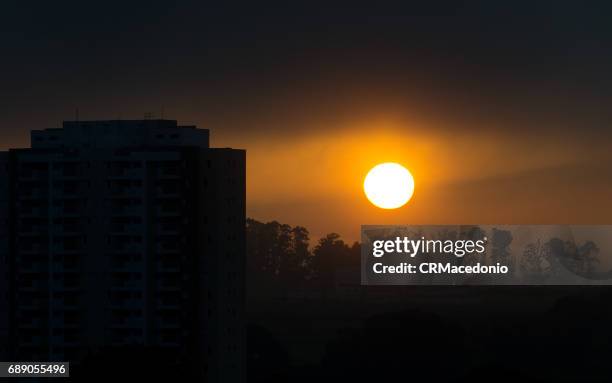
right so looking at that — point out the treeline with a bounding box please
[246,218,360,292]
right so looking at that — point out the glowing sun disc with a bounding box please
[364,163,414,209]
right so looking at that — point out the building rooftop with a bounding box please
[31,119,209,149]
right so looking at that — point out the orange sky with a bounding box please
[1,112,610,245]
[216,116,612,243]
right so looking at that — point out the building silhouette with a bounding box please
[0,119,245,381]
[0,151,8,361]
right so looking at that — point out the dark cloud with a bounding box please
[2,1,612,139]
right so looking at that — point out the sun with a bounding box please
[364,162,414,209]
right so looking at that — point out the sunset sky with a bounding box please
[1,2,612,242]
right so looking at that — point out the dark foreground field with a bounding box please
[248,286,612,382]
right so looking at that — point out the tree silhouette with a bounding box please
[491,228,513,265]
[247,219,325,293]
[279,226,311,285]
[545,237,601,278]
[310,234,359,293]
[520,240,546,275]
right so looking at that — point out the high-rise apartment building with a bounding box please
[0,152,9,361]
[0,119,245,381]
